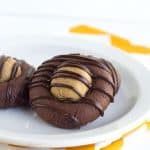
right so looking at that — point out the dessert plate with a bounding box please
[0,35,150,148]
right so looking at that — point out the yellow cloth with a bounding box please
[67,144,95,150]
[70,25,150,54]
[101,139,123,150]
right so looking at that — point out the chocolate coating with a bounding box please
[0,56,35,108]
[29,54,120,129]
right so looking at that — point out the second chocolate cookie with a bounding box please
[0,55,35,108]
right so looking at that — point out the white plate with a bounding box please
[0,35,150,148]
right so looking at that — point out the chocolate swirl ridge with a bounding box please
[0,56,8,78]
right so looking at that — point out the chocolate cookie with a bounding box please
[29,54,120,129]
[0,55,35,108]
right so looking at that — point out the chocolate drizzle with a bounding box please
[0,56,8,79]
[29,53,120,128]
[52,55,110,72]
[9,62,20,80]
[43,55,111,73]
[0,56,22,81]
[30,96,104,116]
[51,70,91,88]
[94,75,115,93]
[92,87,113,101]
[50,83,82,98]
[57,62,92,76]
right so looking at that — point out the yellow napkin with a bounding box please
[70,25,150,54]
